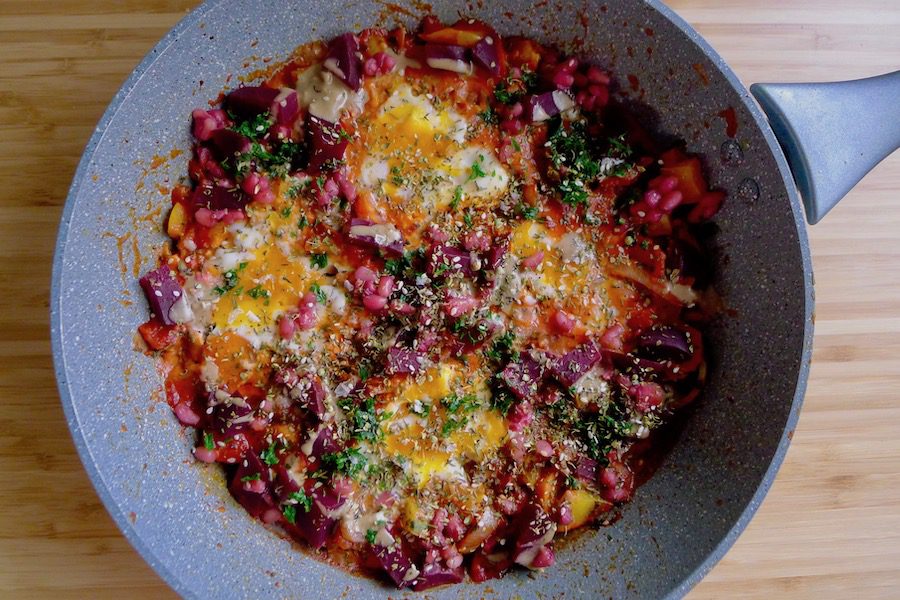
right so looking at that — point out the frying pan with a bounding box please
[49,0,900,598]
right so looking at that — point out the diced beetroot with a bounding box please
[472,35,502,76]
[191,108,229,141]
[485,237,509,270]
[500,351,546,401]
[506,401,533,432]
[347,218,405,256]
[272,464,302,504]
[191,183,249,211]
[598,453,635,504]
[574,456,599,482]
[292,496,339,549]
[139,265,184,326]
[324,33,362,91]
[629,381,665,413]
[635,326,694,362]
[228,451,275,519]
[372,532,418,589]
[225,85,279,120]
[512,503,557,569]
[469,551,514,582]
[549,340,602,387]
[305,425,339,467]
[289,375,327,420]
[307,115,348,172]
[271,88,300,127]
[210,395,253,437]
[386,346,426,375]
[424,44,471,74]
[448,318,497,356]
[413,563,465,591]
[428,244,473,278]
[207,129,250,164]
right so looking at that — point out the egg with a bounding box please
[354,82,509,238]
[506,221,616,331]
[381,363,507,489]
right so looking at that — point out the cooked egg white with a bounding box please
[381,363,507,489]
[356,83,509,234]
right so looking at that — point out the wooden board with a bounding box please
[0,1,897,597]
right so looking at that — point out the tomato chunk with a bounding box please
[138,318,179,350]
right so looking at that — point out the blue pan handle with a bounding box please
[750,70,900,224]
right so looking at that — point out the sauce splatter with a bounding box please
[627,73,640,91]
[717,106,738,138]
[692,63,709,86]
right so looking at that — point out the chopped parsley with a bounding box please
[310,253,328,269]
[547,395,633,463]
[517,203,540,220]
[467,155,487,181]
[390,165,407,186]
[486,332,518,363]
[240,472,261,482]
[260,441,280,466]
[489,386,516,415]
[288,490,312,513]
[462,210,474,228]
[202,431,215,451]
[546,120,601,206]
[297,215,308,229]
[213,264,245,296]
[358,363,370,382]
[236,140,304,179]
[280,205,292,218]
[441,415,469,436]
[478,106,498,124]
[282,504,297,524]
[441,393,480,414]
[310,283,327,304]
[493,70,538,105]
[365,528,378,545]
[346,397,383,443]
[247,285,270,300]
[230,112,272,140]
[449,185,464,210]
[321,448,368,477]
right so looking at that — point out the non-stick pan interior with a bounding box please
[51,1,812,598]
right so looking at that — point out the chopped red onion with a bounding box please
[347,219,405,256]
[472,35,501,76]
[500,351,546,401]
[526,90,576,122]
[424,44,472,74]
[386,346,426,375]
[512,503,557,569]
[548,340,602,387]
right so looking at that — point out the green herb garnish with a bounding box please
[321,448,368,477]
[310,253,328,269]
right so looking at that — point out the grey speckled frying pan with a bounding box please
[50,1,900,598]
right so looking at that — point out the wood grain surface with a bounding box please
[1,1,897,598]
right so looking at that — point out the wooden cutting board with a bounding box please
[0,1,897,598]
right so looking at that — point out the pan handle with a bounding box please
[750,70,900,224]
